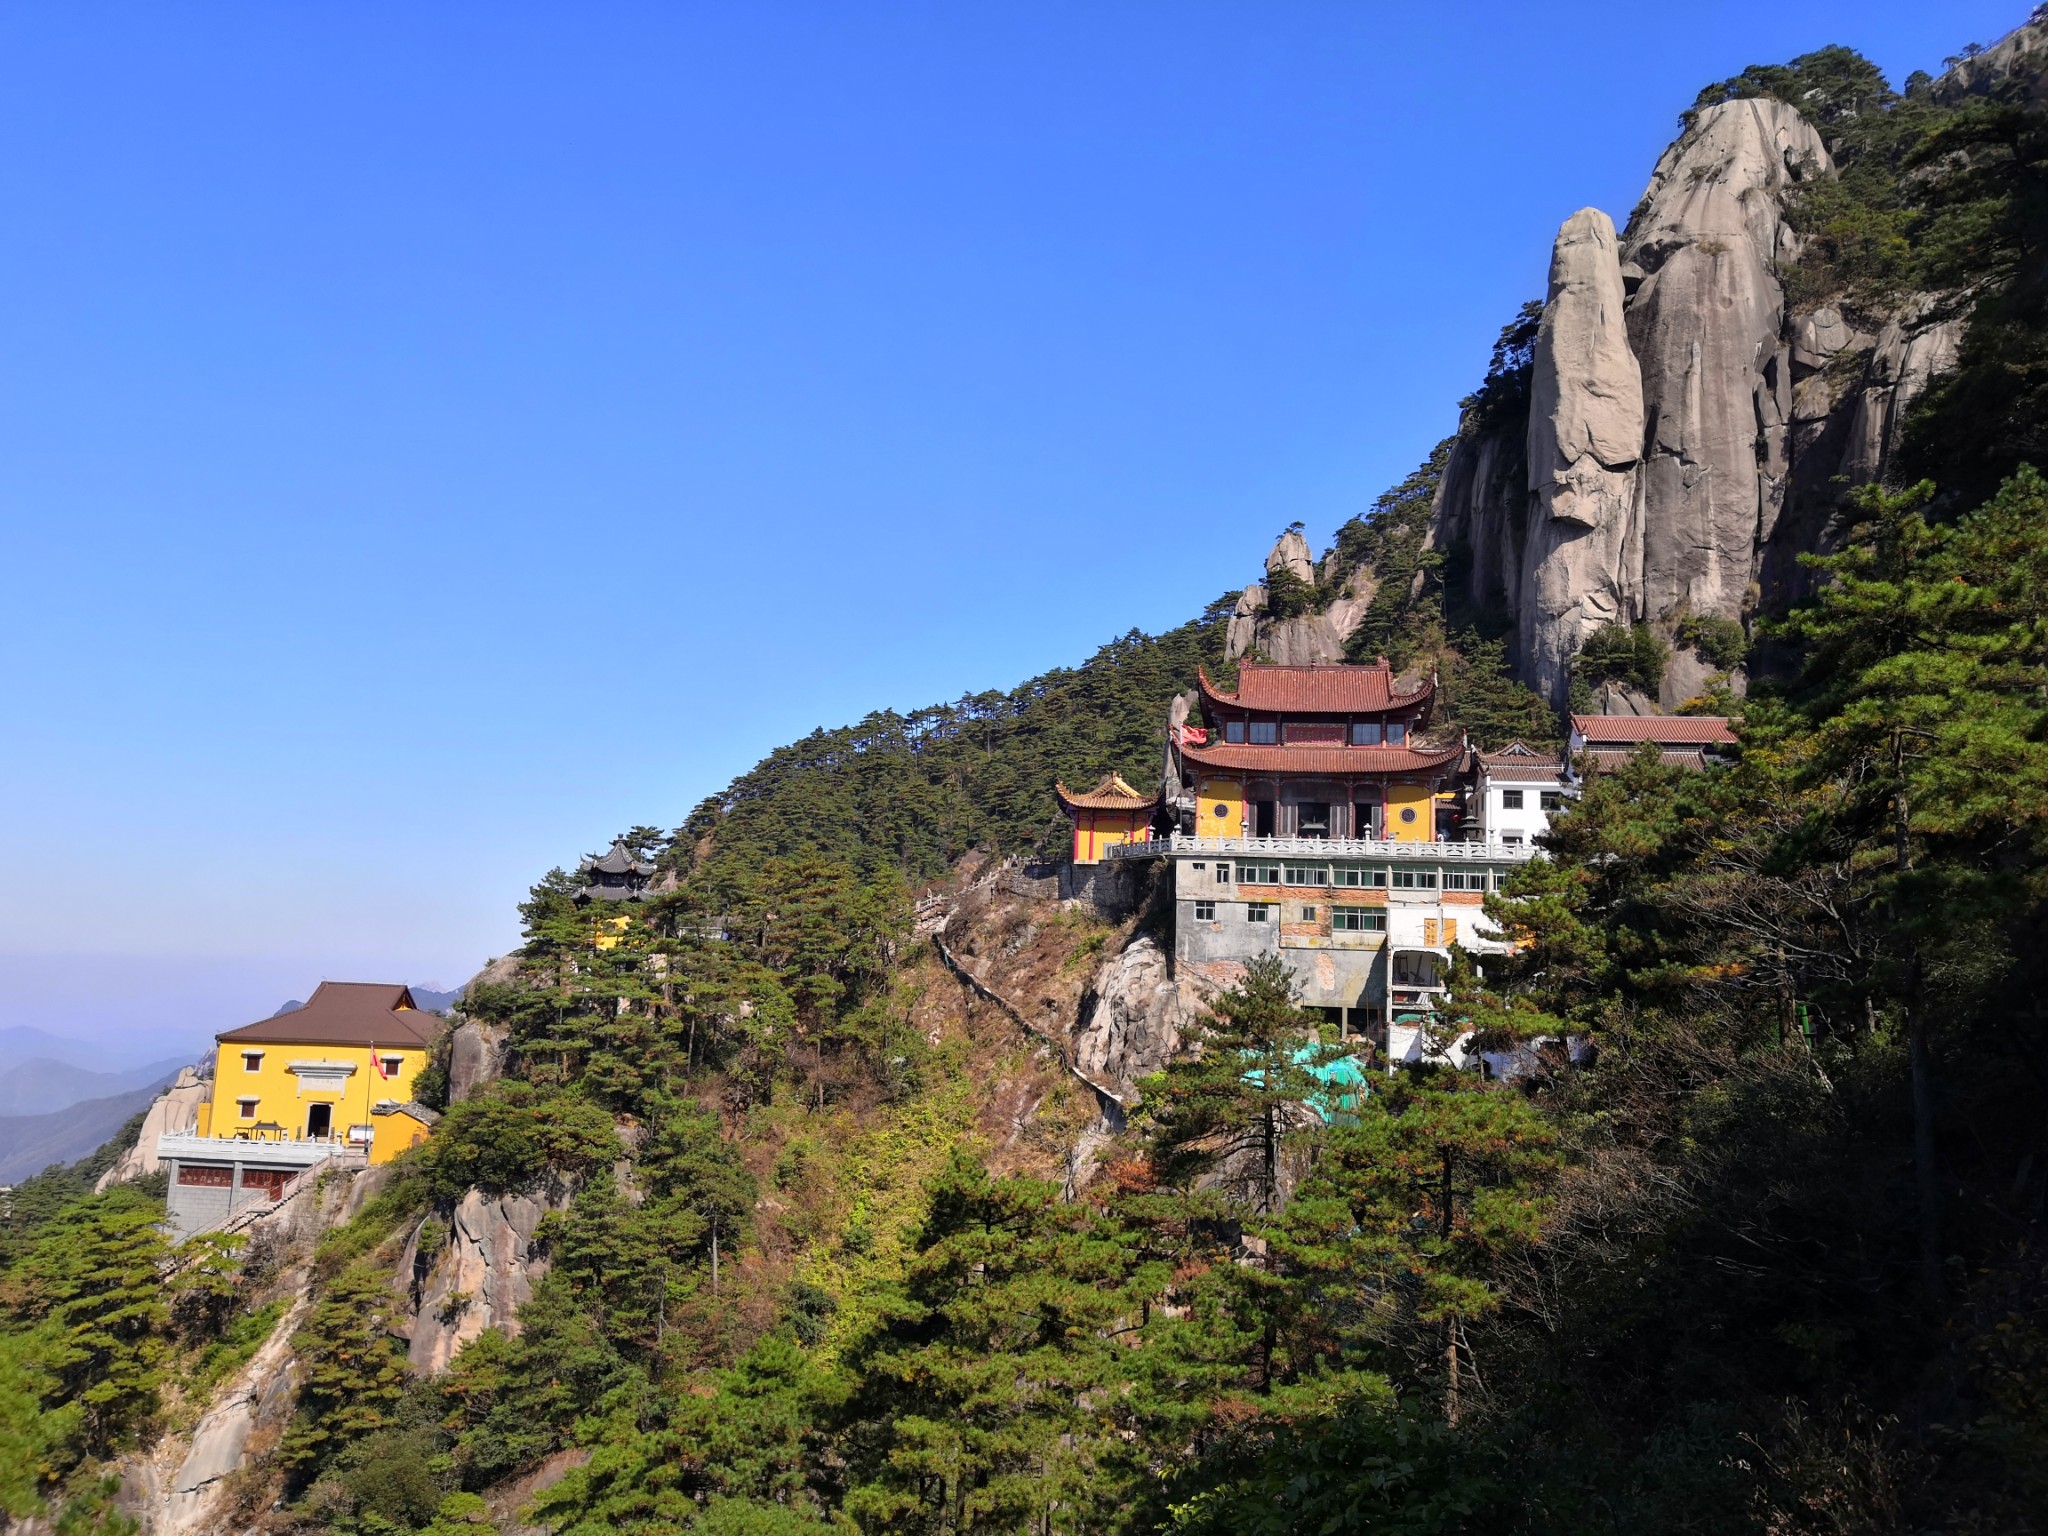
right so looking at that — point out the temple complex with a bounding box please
[1063,660,1559,1067]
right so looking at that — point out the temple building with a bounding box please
[1055,772,1157,865]
[1177,661,1463,842]
[160,983,440,1238]
[1568,713,1735,771]
[574,838,657,902]
[1094,660,1545,1064]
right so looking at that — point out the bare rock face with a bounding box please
[1224,583,1267,659]
[156,1303,302,1536]
[1521,207,1645,700]
[447,1017,507,1104]
[402,1188,562,1374]
[1624,98,1829,636]
[1931,20,2048,107]
[94,1068,208,1192]
[1070,938,1199,1103]
[1266,529,1316,585]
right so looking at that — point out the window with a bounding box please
[236,1098,259,1118]
[1351,721,1382,746]
[1192,861,1205,871]
[1386,722,1407,745]
[1241,863,1281,883]
[1333,907,1386,932]
[1248,720,1278,745]
[1540,791,1563,811]
[1224,720,1246,744]
[1444,870,1487,890]
[1501,789,1524,810]
[1300,906,1318,921]
[1334,866,1387,887]
[1391,868,1438,889]
[241,1051,263,1071]
[381,1056,403,1077]
[1215,863,1232,883]
[1246,903,1270,922]
[1283,864,1328,886]
[1194,900,1216,921]
[1503,833,1524,846]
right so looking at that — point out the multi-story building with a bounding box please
[1064,661,1547,1066]
[160,982,441,1238]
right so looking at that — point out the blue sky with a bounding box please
[0,1,2019,1059]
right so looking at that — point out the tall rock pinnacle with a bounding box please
[1522,207,1644,700]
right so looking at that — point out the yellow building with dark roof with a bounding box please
[164,982,443,1237]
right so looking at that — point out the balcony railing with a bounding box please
[156,1132,364,1168]
[1106,834,1539,863]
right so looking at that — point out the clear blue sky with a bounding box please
[0,1,2018,1059]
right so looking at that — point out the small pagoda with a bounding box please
[573,838,657,903]
[1055,772,1158,865]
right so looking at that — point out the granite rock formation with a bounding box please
[93,1067,208,1192]
[401,1185,566,1374]
[1431,89,1980,707]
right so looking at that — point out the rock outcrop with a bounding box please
[1520,207,1644,696]
[94,1067,208,1192]
[446,1017,507,1103]
[1432,92,1975,707]
[1070,937,1200,1104]
[1225,532,1377,665]
[401,1187,564,1374]
[1625,99,1827,639]
[155,1302,302,1536]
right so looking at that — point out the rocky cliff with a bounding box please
[1428,60,2009,706]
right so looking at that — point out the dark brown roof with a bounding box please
[1180,740,1464,775]
[1197,662,1433,716]
[1571,714,1736,745]
[582,840,656,876]
[1055,772,1155,812]
[217,982,438,1048]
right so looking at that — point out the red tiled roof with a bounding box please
[1585,746,1714,772]
[1571,714,1736,745]
[1055,773,1156,812]
[217,982,439,1049]
[1198,662,1433,716]
[1180,740,1464,775]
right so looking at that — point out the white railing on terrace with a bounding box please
[157,1132,366,1167]
[1106,834,1539,863]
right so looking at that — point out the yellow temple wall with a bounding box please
[1385,782,1434,842]
[1197,779,1242,838]
[210,1038,425,1142]
[1073,808,1149,864]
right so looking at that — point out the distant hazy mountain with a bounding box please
[0,1055,191,1119]
[0,1077,175,1185]
[409,986,462,1013]
[0,1024,96,1069]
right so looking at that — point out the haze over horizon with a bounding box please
[2,0,2018,1056]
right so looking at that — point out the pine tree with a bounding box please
[280,1265,411,1478]
[1138,955,1345,1216]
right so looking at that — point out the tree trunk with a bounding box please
[1445,1321,1461,1425]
